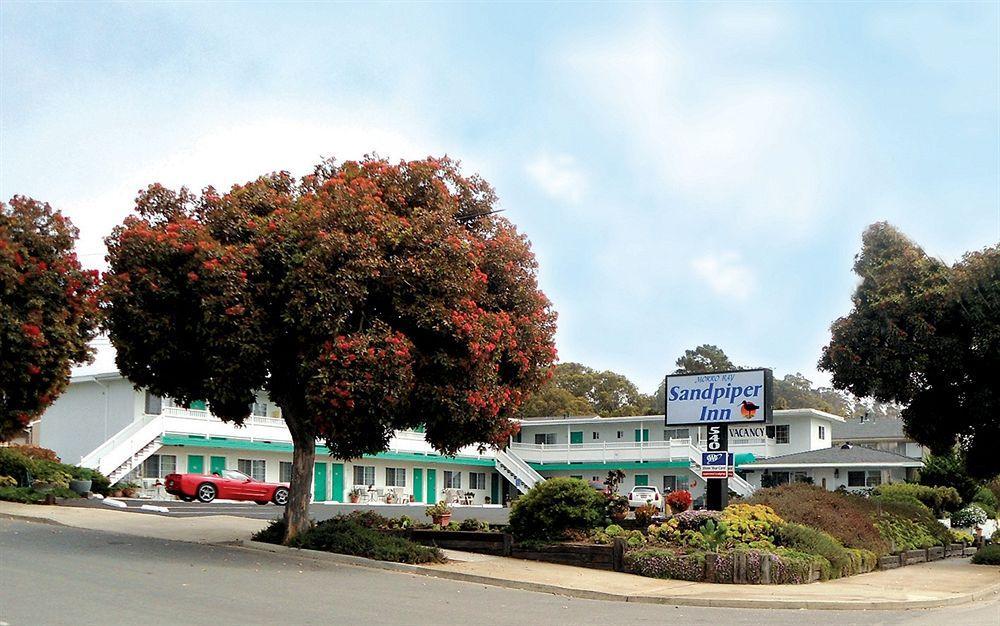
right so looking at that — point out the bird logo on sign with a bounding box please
[740,400,759,419]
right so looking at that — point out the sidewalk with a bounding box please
[3,501,997,610]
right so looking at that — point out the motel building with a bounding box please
[33,366,924,507]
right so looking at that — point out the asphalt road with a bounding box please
[61,498,511,524]
[2,518,998,626]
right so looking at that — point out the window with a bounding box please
[774,424,790,444]
[664,428,690,440]
[279,461,293,483]
[592,431,600,440]
[818,425,826,440]
[144,391,162,415]
[770,471,791,486]
[142,454,176,478]
[443,470,462,489]
[848,470,882,488]
[469,472,486,490]
[616,430,624,439]
[534,433,556,445]
[634,429,650,442]
[251,400,268,417]
[385,467,406,487]
[237,459,266,481]
[353,465,375,486]
[570,474,583,480]
[663,475,678,493]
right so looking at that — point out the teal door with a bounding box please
[413,468,424,503]
[210,456,227,475]
[635,474,649,487]
[491,472,500,505]
[331,463,344,502]
[570,431,584,444]
[426,468,437,504]
[634,429,649,442]
[314,463,328,501]
[187,455,204,474]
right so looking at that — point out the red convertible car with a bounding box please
[164,469,289,505]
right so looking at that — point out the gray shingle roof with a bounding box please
[741,445,922,468]
[832,418,907,441]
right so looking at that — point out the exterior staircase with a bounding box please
[687,444,757,498]
[80,414,165,483]
[494,447,544,494]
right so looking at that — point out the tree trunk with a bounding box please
[283,413,316,544]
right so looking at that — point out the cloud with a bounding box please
[691,252,756,300]
[525,153,587,204]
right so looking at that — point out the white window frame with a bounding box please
[385,467,406,487]
[534,433,557,445]
[818,425,826,440]
[353,465,375,487]
[237,459,266,481]
[142,454,176,478]
[774,424,790,444]
[469,472,486,490]
[664,428,690,440]
[443,470,462,489]
[592,431,600,440]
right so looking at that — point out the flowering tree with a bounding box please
[1,197,100,440]
[102,157,557,540]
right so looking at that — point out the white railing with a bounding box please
[510,437,703,464]
[494,448,543,493]
[81,413,165,477]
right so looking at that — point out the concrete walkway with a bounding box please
[3,501,997,610]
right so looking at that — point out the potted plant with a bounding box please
[348,487,364,503]
[425,501,452,526]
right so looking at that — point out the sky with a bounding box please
[2,2,998,393]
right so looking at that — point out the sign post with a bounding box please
[664,368,772,511]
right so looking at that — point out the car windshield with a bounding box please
[222,470,251,481]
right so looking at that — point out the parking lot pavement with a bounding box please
[59,497,511,524]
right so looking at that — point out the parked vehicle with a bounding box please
[164,469,289,505]
[627,485,662,509]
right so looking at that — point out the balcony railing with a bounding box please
[510,438,704,464]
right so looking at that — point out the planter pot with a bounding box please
[68,479,92,495]
[112,490,124,498]
[609,510,628,522]
[349,495,360,504]
[122,489,136,498]
[433,514,452,526]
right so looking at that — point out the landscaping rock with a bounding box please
[878,554,902,570]
[902,549,926,565]
[927,546,944,561]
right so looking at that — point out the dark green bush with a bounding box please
[293,518,444,564]
[252,518,289,544]
[971,544,1000,566]
[0,486,42,503]
[972,487,998,519]
[775,522,857,579]
[459,518,490,531]
[873,499,951,546]
[874,483,961,516]
[508,477,606,540]
[0,447,34,485]
[67,466,111,496]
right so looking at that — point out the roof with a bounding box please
[517,408,845,426]
[69,339,120,380]
[832,418,908,441]
[740,445,923,469]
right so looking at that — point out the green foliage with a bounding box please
[874,513,937,551]
[634,503,659,526]
[0,486,42,503]
[951,505,990,528]
[874,483,962,516]
[625,548,706,581]
[971,544,1000,566]
[751,483,890,555]
[950,529,975,544]
[972,487,999,518]
[292,517,445,564]
[508,477,606,540]
[66,466,111,496]
[458,518,489,531]
[698,519,729,552]
[919,454,980,505]
[252,518,290,544]
[874,498,951,546]
[520,362,652,417]
[775,522,874,579]
[1,197,100,440]
[0,447,106,493]
[424,501,451,518]
[820,223,1000,479]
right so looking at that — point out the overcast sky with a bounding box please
[3,2,998,392]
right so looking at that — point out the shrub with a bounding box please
[874,513,937,551]
[668,510,722,532]
[874,483,961,516]
[951,505,989,528]
[720,503,783,544]
[972,487,998,519]
[252,518,289,544]
[634,503,658,526]
[776,522,863,579]
[625,548,705,580]
[771,548,828,584]
[919,454,979,505]
[950,529,975,544]
[293,517,444,564]
[875,499,951,546]
[459,518,489,531]
[665,490,692,513]
[971,544,1000,566]
[0,447,33,484]
[508,478,606,540]
[67,466,111,496]
[750,483,890,555]
[8,445,60,463]
[340,510,392,529]
[0,486,42,503]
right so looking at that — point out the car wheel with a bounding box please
[272,487,289,506]
[255,500,269,505]
[196,483,217,503]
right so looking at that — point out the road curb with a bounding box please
[235,540,1000,611]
